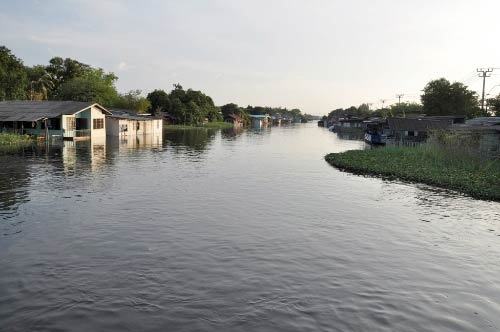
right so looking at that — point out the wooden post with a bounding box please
[44,118,49,146]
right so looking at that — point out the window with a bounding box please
[48,118,61,130]
[67,117,76,130]
[93,118,104,129]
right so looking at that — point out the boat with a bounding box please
[364,132,387,145]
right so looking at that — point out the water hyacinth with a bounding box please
[325,145,500,202]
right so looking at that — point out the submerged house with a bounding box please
[106,109,163,137]
[339,117,364,128]
[224,113,244,127]
[0,101,110,140]
[249,114,271,128]
[161,112,179,125]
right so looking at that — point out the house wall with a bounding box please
[90,106,106,138]
[106,117,163,137]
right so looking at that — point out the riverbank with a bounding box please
[164,122,234,130]
[325,146,500,201]
[0,133,33,147]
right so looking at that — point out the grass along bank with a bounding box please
[164,122,234,130]
[0,133,34,147]
[325,145,500,201]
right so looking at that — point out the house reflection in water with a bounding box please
[107,134,163,151]
[61,137,107,172]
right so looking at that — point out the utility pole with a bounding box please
[380,99,387,118]
[396,94,404,105]
[396,94,405,117]
[477,68,493,111]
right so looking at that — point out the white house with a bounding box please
[0,101,110,140]
[106,109,163,137]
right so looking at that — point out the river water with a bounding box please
[1,123,500,332]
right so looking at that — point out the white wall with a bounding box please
[90,106,106,138]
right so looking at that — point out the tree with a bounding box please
[487,94,500,117]
[0,46,28,100]
[221,103,240,116]
[169,97,187,124]
[56,68,118,105]
[388,102,423,117]
[46,57,91,96]
[164,84,222,125]
[26,65,54,100]
[147,89,170,115]
[114,90,151,113]
[421,78,482,118]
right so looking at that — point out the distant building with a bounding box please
[0,101,110,140]
[387,117,455,143]
[453,117,500,156]
[249,114,271,128]
[224,114,244,127]
[160,112,179,125]
[337,117,364,129]
[271,116,281,126]
[106,109,163,137]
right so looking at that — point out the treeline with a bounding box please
[219,103,307,124]
[326,78,500,120]
[0,46,151,112]
[0,46,306,126]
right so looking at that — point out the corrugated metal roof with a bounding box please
[466,117,500,126]
[0,101,110,122]
[108,108,160,121]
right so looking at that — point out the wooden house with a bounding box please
[453,117,500,156]
[106,109,163,137]
[387,117,454,143]
[0,101,110,140]
[224,113,244,127]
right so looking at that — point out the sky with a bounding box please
[1,0,500,115]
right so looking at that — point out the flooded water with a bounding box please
[1,124,500,332]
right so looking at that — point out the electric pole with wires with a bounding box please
[477,68,494,111]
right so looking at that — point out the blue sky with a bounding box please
[1,0,500,114]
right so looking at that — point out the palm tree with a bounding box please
[30,71,54,100]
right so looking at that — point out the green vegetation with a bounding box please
[487,94,500,117]
[0,133,33,147]
[219,103,306,125]
[202,121,233,129]
[164,122,233,130]
[325,145,500,201]
[0,46,28,100]
[421,78,484,118]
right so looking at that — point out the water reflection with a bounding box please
[0,156,30,221]
[336,130,364,141]
[221,127,244,140]
[164,128,218,153]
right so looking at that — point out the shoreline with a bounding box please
[325,147,500,202]
[164,122,235,130]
